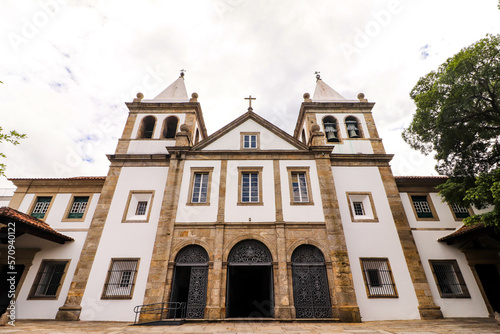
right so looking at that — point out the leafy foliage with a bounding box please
[403,34,500,227]
[0,126,26,177]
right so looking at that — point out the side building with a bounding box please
[0,74,497,323]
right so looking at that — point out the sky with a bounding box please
[1,0,500,189]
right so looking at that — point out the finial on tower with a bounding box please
[180,69,186,78]
[314,71,321,80]
[244,95,256,111]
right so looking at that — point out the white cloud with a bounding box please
[1,0,499,187]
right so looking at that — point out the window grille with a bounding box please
[135,201,148,216]
[430,260,470,298]
[191,173,209,203]
[30,261,68,298]
[67,196,89,219]
[31,197,52,219]
[103,259,138,298]
[451,204,470,219]
[353,201,365,216]
[242,172,259,202]
[291,172,309,202]
[243,135,257,149]
[411,195,433,218]
[361,258,397,297]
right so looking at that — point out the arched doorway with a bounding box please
[169,245,208,319]
[292,245,332,318]
[226,240,274,318]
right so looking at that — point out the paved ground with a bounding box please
[1,318,499,334]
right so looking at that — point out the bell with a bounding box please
[349,130,359,138]
[326,131,338,142]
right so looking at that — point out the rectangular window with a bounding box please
[291,172,309,203]
[353,202,365,216]
[360,258,398,298]
[31,196,52,219]
[67,196,89,219]
[409,194,439,220]
[451,204,470,219]
[135,201,148,215]
[430,260,470,298]
[191,172,209,203]
[29,260,69,299]
[240,132,260,150]
[238,167,263,205]
[102,259,139,299]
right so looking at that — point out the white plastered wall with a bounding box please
[279,160,324,222]
[203,119,298,151]
[176,160,221,222]
[225,160,275,223]
[333,166,420,321]
[80,166,168,321]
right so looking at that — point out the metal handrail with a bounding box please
[133,301,186,324]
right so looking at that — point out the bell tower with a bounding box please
[114,72,208,155]
[293,74,385,155]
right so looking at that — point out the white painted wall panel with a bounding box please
[412,231,489,317]
[80,166,168,321]
[332,166,420,321]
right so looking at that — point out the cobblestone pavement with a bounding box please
[1,318,499,334]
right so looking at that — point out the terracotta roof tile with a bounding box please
[0,207,73,244]
[438,223,487,242]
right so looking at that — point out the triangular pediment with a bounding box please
[193,111,308,151]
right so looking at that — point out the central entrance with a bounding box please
[226,240,274,318]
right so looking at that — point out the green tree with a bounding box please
[0,127,26,177]
[402,34,500,228]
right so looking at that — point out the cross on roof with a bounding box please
[245,95,256,110]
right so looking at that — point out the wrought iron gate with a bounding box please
[171,245,209,319]
[292,245,332,318]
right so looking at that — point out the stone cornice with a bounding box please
[330,153,393,166]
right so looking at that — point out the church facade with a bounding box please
[1,74,497,323]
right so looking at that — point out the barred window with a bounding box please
[411,195,434,218]
[353,202,365,216]
[102,259,139,299]
[361,258,398,298]
[430,260,470,298]
[291,172,309,203]
[67,196,89,219]
[451,204,470,219]
[135,201,148,215]
[29,260,68,298]
[31,196,52,219]
[191,173,209,203]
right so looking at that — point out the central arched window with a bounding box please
[322,116,340,142]
[163,116,179,139]
[137,116,156,139]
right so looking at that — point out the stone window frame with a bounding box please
[122,191,155,223]
[187,167,214,206]
[344,115,364,139]
[286,167,314,206]
[101,258,140,300]
[408,193,440,221]
[28,195,55,220]
[448,203,473,221]
[240,132,260,150]
[360,258,398,298]
[237,167,263,206]
[346,192,378,223]
[61,194,93,222]
[28,259,70,300]
[429,259,471,298]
